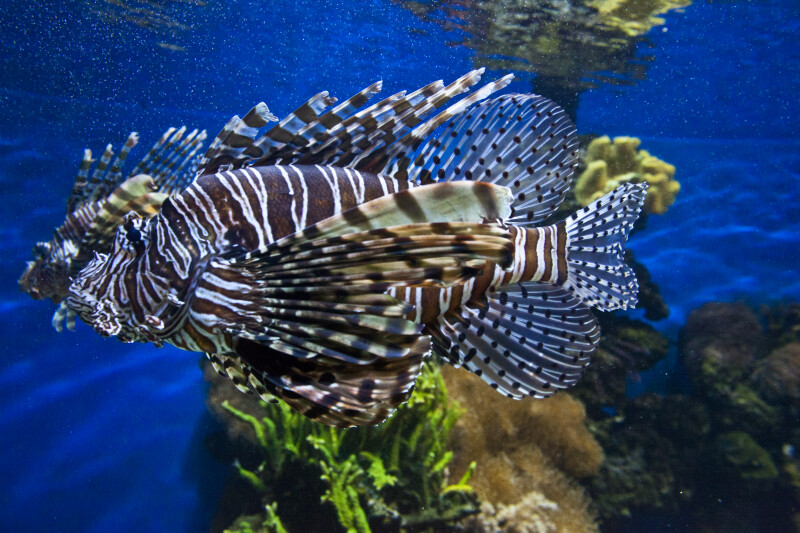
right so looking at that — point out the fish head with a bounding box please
[66,215,154,342]
[18,241,72,303]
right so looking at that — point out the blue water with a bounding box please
[0,0,798,531]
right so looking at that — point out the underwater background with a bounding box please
[1,0,798,531]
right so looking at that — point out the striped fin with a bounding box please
[51,301,77,332]
[188,254,430,402]
[291,85,435,167]
[433,283,600,398]
[206,352,257,395]
[236,225,514,293]
[207,353,279,402]
[84,143,115,204]
[119,126,207,195]
[103,132,140,195]
[193,70,513,178]
[67,127,203,212]
[404,94,579,224]
[322,71,495,170]
[66,149,94,211]
[297,81,383,140]
[244,92,337,160]
[234,181,513,262]
[158,130,208,195]
[197,103,278,174]
[198,92,338,174]
[133,128,173,176]
[187,211,516,424]
[232,341,425,427]
[152,128,204,180]
[198,83,397,171]
[360,74,515,177]
[132,126,206,188]
[564,182,647,310]
[262,82,403,166]
[249,80,442,168]
[79,175,168,252]
[132,127,179,175]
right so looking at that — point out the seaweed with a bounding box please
[210,361,479,533]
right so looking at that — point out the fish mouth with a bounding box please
[66,284,124,338]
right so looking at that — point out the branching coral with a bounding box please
[442,367,601,532]
[575,136,680,214]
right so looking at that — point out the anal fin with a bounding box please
[231,338,426,427]
[433,283,599,398]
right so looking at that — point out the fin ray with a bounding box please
[434,283,599,398]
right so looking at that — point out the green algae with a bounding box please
[714,432,779,481]
[219,362,478,532]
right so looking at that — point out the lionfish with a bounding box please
[26,69,647,427]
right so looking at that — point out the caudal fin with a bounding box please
[563,182,648,311]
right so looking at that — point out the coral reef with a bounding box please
[679,302,783,433]
[571,314,669,417]
[442,366,601,532]
[587,394,708,520]
[751,342,800,404]
[207,360,605,532]
[763,301,800,351]
[206,361,479,532]
[712,432,779,483]
[461,491,581,533]
[585,301,800,532]
[575,136,680,214]
[680,301,763,395]
[203,288,800,533]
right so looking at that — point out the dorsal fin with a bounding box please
[404,94,579,225]
[67,127,206,213]
[192,69,515,179]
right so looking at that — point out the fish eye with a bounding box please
[126,226,142,243]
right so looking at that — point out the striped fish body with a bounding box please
[68,164,512,350]
[163,165,414,257]
[64,71,648,426]
[399,224,568,325]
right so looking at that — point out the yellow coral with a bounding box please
[443,367,601,532]
[575,135,680,214]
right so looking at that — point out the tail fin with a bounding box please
[563,182,648,311]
